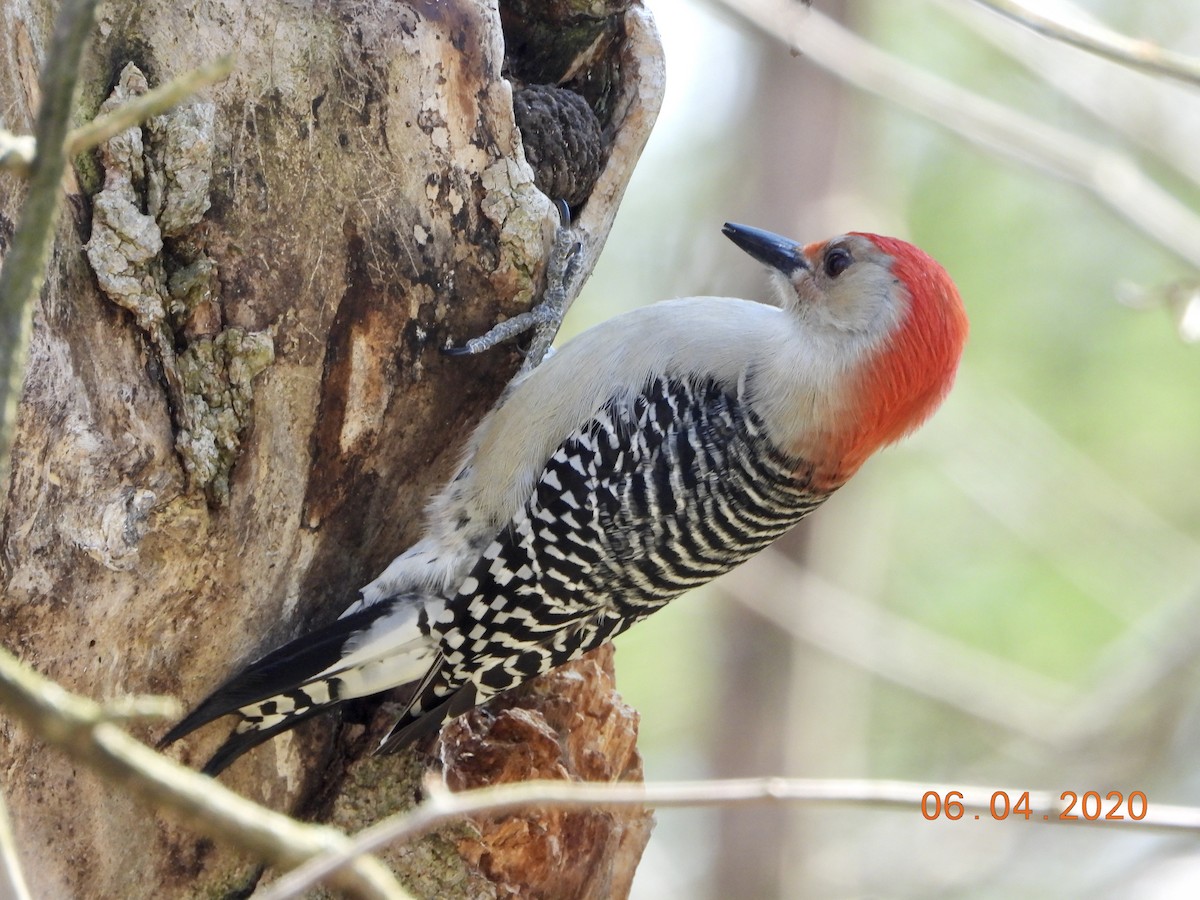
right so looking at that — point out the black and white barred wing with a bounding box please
[159,592,442,774]
[379,376,829,750]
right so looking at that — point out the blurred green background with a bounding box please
[562,0,1200,896]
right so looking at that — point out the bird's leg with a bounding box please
[521,202,582,370]
[444,199,582,372]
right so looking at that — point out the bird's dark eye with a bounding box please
[824,246,853,278]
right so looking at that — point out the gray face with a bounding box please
[781,234,906,340]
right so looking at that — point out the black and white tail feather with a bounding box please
[157,595,444,775]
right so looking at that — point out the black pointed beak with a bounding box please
[722,223,809,275]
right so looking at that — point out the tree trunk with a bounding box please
[0,0,661,896]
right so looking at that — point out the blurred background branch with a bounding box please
[713,0,1200,268]
[939,0,1200,192]
[589,0,1200,895]
[728,550,1075,741]
[970,0,1200,87]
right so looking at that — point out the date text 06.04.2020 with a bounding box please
[921,790,1147,822]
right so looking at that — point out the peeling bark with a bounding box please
[0,0,663,896]
[321,645,652,900]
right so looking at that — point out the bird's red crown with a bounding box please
[833,233,968,478]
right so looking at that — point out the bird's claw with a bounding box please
[444,200,582,369]
[555,198,572,228]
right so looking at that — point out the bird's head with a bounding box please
[723,223,968,481]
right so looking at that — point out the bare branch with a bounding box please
[262,774,1200,899]
[970,0,1200,89]
[0,645,411,900]
[712,0,1200,271]
[938,0,1200,190]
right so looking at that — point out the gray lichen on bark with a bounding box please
[175,327,274,502]
[84,62,273,506]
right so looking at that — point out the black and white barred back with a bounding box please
[163,373,836,769]
[379,374,832,746]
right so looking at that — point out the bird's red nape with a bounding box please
[830,233,968,479]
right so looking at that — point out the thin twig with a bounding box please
[98,694,183,723]
[0,56,235,177]
[261,774,1200,899]
[0,646,411,900]
[67,54,234,161]
[970,0,1200,89]
[713,0,1200,271]
[0,0,99,474]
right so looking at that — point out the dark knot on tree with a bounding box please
[512,84,604,210]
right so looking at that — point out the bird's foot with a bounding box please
[444,200,581,371]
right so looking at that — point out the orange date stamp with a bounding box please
[921,790,1147,822]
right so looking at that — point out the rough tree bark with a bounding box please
[0,0,662,896]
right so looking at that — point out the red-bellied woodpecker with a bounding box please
[160,221,968,775]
